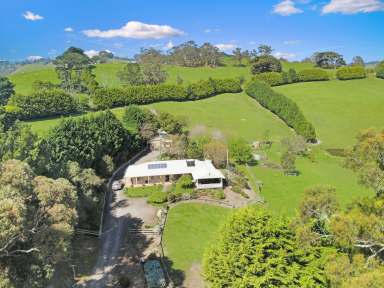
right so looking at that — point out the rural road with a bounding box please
[80,150,159,288]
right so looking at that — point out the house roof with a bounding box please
[124,159,225,180]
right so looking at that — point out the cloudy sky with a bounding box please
[1,0,383,61]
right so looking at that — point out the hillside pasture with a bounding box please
[274,78,384,148]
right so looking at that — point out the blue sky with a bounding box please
[1,0,383,62]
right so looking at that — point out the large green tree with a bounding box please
[0,160,77,287]
[250,55,282,74]
[53,47,98,93]
[117,63,145,86]
[346,128,384,197]
[0,77,14,106]
[312,52,346,69]
[203,207,327,287]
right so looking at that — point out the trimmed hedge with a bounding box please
[9,89,79,120]
[253,72,285,87]
[245,80,316,141]
[377,67,384,79]
[91,78,242,109]
[336,66,367,80]
[297,69,330,82]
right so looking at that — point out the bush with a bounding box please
[251,55,282,74]
[253,72,285,86]
[176,174,194,189]
[376,62,384,79]
[147,190,168,204]
[336,66,367,80]
[9,89,79,120]
[43,111,135,173]
[245,80,316,141]
[91,78,242,109]
[297,69,330,82]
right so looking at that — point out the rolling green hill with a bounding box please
[274,78,384,148]
[9,60,315,94]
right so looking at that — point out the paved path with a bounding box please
[80,150,160,288]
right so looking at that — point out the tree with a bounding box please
[142,62,167,85]
[53,47,98,93]
[345,129,384,196]
[288,68,298,83]
[229,138,253,164]
[203,140,227,168]
[250,55,282,74]
[157,111,186,134]
[312,51,346,69]
[117,63,145,86]
[0,77,14,106]
[257,44,273,56]
[232,48,243,66]
[280,151,296,174]
[352,56,365,66]
[281,135,308,156]
[0,121,40,166]
[203,207,327,287]
[0,160,77,287]
[200,43,221,67]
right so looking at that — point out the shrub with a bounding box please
[176,174,194,189]
[147,190,168,204]
[251,55,282,74]
[245,80,316,141]
[9,89,79,120]
[43,111,135,173]
[288,68,298,83]
[297,69,330,82]
[253,72,285,86]
[376,62,384,79]
[336,66,367,80]
[91,78,242,109]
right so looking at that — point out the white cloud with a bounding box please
[273,0,303,16]
[27,55,44,61]
[84,50,100,58]
[165,41,174,49]
[204,28,220,33]
[249,41,257,45]
[83,21,184,39]
[322,0,384,14]
[283,40,301,45]
[23,11,44,21]
[64,27,74,32]
[215,43,237,52]
[274,51,297,60]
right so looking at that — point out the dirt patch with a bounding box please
[184,263,205,288]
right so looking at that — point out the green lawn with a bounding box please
[250,149,373,216]
[274,78,384,148]
[147,92,293,142]
[9,60,316,94]
[163,203,231,272]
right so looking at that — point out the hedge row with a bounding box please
[297,69,330,82]
[336,66,367,80]
[9,89,80,120]
[253,68,329,87]
[245,80,316,141]
[91,78,242,109]
[377,67,384,79]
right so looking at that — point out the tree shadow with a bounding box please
[161,256,186,287]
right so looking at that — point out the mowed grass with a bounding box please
[274,78,384,148]
[9,60,315,94]
[250,149,373,216]
[27,92,293,141]
[147,92,293,142]
[163,203,231,272]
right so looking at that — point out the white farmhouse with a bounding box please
[124,159,225,189]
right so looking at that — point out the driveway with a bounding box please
[80,150,160,287]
